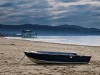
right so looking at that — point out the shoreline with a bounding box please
[4,36,100,47]
[0,37,100,75]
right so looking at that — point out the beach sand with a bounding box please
[0,37,100,75]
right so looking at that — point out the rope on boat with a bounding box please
[17,54,26,64]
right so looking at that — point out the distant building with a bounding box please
[14,34,22,37]
[21,30,37,38]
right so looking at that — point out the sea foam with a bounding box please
[5,36,100,46]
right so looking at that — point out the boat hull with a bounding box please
[24,51,91,64]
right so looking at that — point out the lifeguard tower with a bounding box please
[21,30,37,38]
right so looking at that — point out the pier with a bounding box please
[21,30,37,38]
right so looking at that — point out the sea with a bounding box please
[5,36,100,46]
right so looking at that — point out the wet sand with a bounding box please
[0,37,100,75]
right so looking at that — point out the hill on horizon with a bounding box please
[0,24,100,36]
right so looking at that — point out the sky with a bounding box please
[0,0,100,28]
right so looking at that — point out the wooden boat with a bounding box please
[24,51,91,64]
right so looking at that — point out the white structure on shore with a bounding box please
[21,30,37,38]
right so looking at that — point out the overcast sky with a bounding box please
[0,0,100,28]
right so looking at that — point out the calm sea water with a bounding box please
[6,36,100,46]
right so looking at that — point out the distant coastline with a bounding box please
[0,24,100,36]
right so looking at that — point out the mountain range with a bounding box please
[0,24,100,36]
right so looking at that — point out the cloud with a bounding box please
[0,2,14,7]
[56,0,79,2]
[0,0,100,28]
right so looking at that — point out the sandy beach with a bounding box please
[0,37,100,75]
